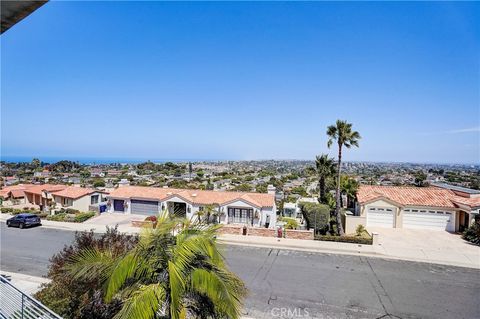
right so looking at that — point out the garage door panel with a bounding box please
[403,212,453,231]
[131,199,159,216]
[367,207,394,228]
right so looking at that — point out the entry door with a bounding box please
[113,200,125,212]
[366,207,394,228]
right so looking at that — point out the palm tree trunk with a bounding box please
[319,177,326,203]
[336,144,345,235]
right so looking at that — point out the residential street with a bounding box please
[1,223,479,319]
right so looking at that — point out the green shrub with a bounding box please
[74,212,96,223]
[462,221,480,245]
[47,213,67,222]
[280,217,299,230]
[36,212,49,219]
[0,207,14,214]
[65,208,80,215]
[356,224,366,236]
[298,201,330,234]
[11,209,23,215]
[315,234,373,245]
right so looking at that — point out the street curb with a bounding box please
[218,239,480,269]
[218,238,382,257]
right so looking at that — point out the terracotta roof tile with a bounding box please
[23,184,68,195]
[357,185,456,208]
[0,184,36,198]
[52,187,107,199]
[108,186,275,208]
[358,185,480,210]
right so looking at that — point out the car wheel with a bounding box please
[6,221,10,227]
[19,223,24,229]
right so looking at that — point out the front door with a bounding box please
[113,200,125,213]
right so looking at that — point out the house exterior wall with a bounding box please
[361,199,457,231]
[53,192,104,212]
[106,196,277,228]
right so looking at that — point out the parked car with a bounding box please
[6,213,41,229]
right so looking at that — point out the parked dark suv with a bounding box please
[6,213,41,229]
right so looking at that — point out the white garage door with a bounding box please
[131,199,159,216]
[366,207,395,228]
[403,209,454,232]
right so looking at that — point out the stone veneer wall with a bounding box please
[285,229,314,240]
[217,224,314,240]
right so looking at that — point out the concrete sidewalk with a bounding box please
[0,270,50,295]
[1,213,478,269]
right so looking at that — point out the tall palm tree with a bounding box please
[315,154,336,204]
[327,120,361,235]
[66,213,247,319]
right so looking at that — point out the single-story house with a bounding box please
[52,187,108,212]
[23,184,109,212]
[106,185,277,228]
[0,184,36,205]
[24,184,68,210]
[356,183,480,232]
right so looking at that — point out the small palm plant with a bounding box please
[66,213,247,319]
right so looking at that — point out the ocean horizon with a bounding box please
[0,155,478,167]
[0,156,218,165]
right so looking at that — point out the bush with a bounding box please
[462,221,480,245]
[280,217,298,230]
[47,213,67,222]
[35,227,138,318]
[0,207,14,214]
[298,201,330,234]
[11,209,25,215]
[356,224,366,236]
[315,234,373,245]
[36,212,49,219]
[74,212,96,223]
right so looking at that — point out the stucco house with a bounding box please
[106,185,277,228]
[23,184,108,212]
[0,184,36,206]
[354,184,480,232]
[24,184,68,210]
[51,187,108,212]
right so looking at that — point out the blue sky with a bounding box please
[1,1,479,164]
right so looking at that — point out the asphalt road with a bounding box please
[1,223,479,319]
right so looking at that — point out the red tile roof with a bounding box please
[358,185,480,209]
[23,184,68,196]
[52,187,107,199]
[0,184,36,198]
[108,186,275,208]
[451,196,480,209]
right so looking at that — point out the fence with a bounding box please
[0,275,61,319]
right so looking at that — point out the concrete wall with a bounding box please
[345,215,366,234]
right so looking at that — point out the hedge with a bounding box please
[74,212,96,223]
[298,201,330,233]
[315,234,373,245]
[462,221,480,245]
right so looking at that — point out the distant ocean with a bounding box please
[0,156,214,165]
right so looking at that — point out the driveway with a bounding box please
[83,212,145,226]
[368,227,480,268]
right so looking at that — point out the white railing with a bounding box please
[0,275,62,319]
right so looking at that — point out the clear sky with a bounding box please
[1,1,479,164]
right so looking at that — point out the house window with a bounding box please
[91,195,99,205]
[228,207,253,224]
